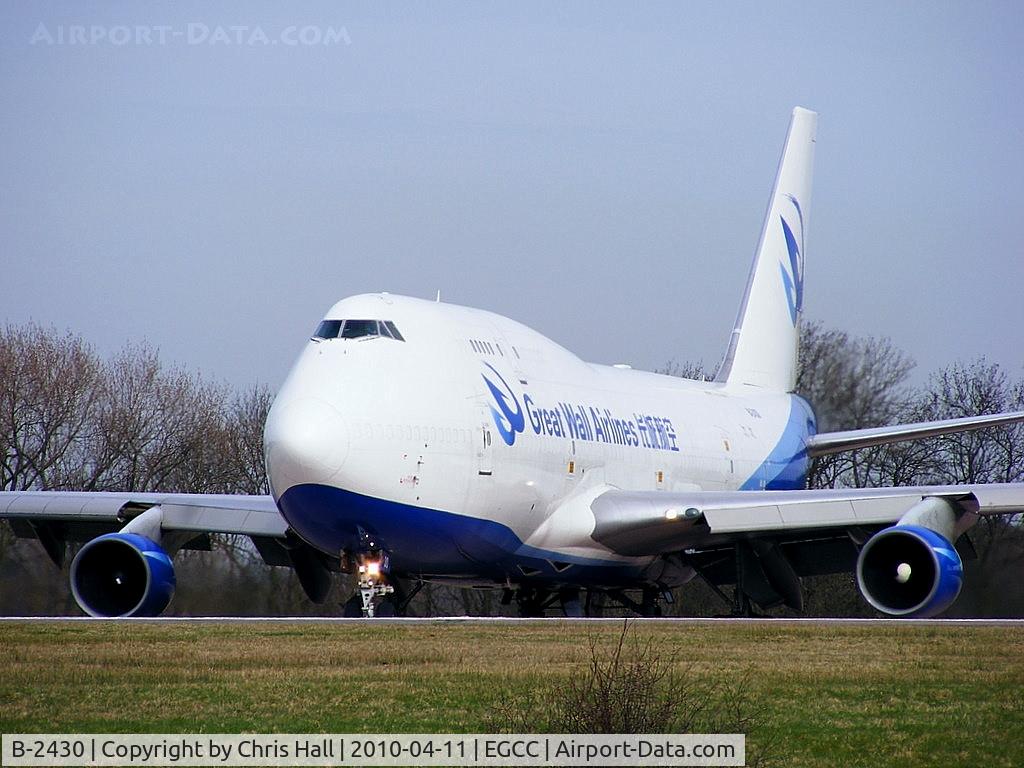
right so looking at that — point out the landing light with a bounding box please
[666,507,702,521]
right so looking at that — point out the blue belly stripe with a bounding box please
[275,482,649,585]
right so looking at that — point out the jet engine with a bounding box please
[69,509,176,617]
[856,497,964,617]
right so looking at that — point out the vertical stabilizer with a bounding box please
[716,107,817,391]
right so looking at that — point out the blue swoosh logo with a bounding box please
[779,194,804,325]
[481,362,524,446]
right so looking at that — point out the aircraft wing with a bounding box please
[0,490,285,538]
[0,490,289,569]
[0,490,348,615]
[589,483,1024,556]
[806,411,1024,457]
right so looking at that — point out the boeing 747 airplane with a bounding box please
[3,107,1023,618]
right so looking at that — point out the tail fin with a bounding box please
[716,107,817,391]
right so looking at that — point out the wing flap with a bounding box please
[702,495,913,535]
[159,503,287,537]
[970,484,1024,514]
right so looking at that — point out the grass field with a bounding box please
[2,620,1022,767]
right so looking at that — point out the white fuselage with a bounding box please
[263,293,814,587]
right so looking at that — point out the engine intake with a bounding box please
[70,533,176,617]
[856,523,963,618]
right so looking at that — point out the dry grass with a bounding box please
[2,620,1022,767]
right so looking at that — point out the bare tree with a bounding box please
[0,324,103,491]
[795,321,918,489]
[223,385,274,495]
[914,360,1024,485]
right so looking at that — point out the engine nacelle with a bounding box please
[70,533,176,617]
[856,521,963,618]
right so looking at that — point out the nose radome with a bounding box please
[264,396,350,493]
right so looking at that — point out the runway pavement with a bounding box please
[2,615,1023,625]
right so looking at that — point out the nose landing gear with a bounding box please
[356,551,393,618]
[340,528,396,618]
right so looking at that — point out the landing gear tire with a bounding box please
[584,589,606,618]
[516,587,549,618]
[560,588,583,618]
[343,591,401,618]
[640,587,663,617]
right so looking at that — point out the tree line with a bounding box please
[0,323,271,495]
[1,321,1022,616]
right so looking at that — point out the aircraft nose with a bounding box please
[264,396,350,493]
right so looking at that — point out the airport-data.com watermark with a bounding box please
[29,22,351,47]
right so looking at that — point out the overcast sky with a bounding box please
[2,2,1022,393]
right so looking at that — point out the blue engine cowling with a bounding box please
[70,533,176,617]
[856,524,963,618]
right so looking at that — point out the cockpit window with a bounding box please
[313,320,343,339]
[384,321,405,341]
[311,319,405,341]
[340,319,380,339]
